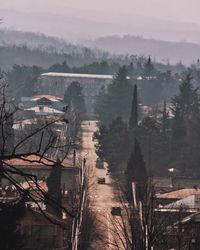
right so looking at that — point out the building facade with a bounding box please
[39,72,113,115]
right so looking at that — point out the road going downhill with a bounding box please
[80,121,126,250]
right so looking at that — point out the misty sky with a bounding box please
[1,0,200,44]
[1,0,200,24]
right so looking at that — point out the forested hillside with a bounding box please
[0,29,192,71]
[0,29,109,69]
[87,35,200,65]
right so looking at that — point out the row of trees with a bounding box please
[100,74,200,248]
[1,56,185,102]
[95,66,200,177]
[5,56,200,108]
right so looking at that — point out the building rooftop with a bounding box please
[3,154,77,170]
[32,94,63,102]
[156,188,200,199]
[41,72,114,80]
[163,195,198,209]
[4,154,55,167]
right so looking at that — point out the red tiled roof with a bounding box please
[32,94,63,101]
[3,154,79,171]
[4,154,54,167]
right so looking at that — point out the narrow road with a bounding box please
[80,121,126,250]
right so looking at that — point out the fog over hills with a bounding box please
[1,28,200,65]
[0,28,86,54]
[86,35,200,65]
[1,7,200,44]
[1,5,200,65]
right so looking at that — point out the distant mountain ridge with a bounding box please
[0,28,198,69]
[0,28,87,55]
[1,7,200,45]
[87,35,200,65]
[0,29,107,70]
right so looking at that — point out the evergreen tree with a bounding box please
[64,81,85,112]
[64,81,86,131]
[126,138,147,183]
[126,138,147,201]
[143,56,155,76]
[171,72,200,172]
[172,73,199,117]
[46,161,62,217]
[162,100,168,136]
[95,66,132,125]
[129,84,138,129]
[94,86,109,124]
[95,117,131,172]
[6,65,42,100]
[48,61,71,72]
[171,73,198,149]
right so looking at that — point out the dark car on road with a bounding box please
[111,207,121,216]
[97,177,106,184]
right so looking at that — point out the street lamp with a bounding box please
[168,168,175,188]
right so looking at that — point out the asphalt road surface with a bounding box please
[80,121,126,250]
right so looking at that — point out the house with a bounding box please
[2,154,80,193]
[20,95,64,111]
[17,95,65,120]
[20,207,70,250]
[162,211,200,250]
[39,72,113,115]
[156,188,200,206]
[25,105,64,117]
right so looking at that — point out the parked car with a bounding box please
[96,158,104,169]
[97,177,106,184]
[111,207,121,216]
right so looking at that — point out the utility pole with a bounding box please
[73,150,76,166]
[71,156,86,250]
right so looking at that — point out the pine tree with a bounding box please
[170,72,199,172]
[129,84,138,129]
[143,56,155,76]
[172,73,199,117]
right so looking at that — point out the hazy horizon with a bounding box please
[1,0,200,24]
[0,0,200,44]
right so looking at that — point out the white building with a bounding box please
[39,72,113,115]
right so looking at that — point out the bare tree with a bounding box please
[0,77,82,248]
[106,179,200,250]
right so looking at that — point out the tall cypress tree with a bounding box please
[126,138,147,184]
[126,138,147,201]
[129,84,138,129]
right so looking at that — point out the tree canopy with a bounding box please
[95,66,133,126]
